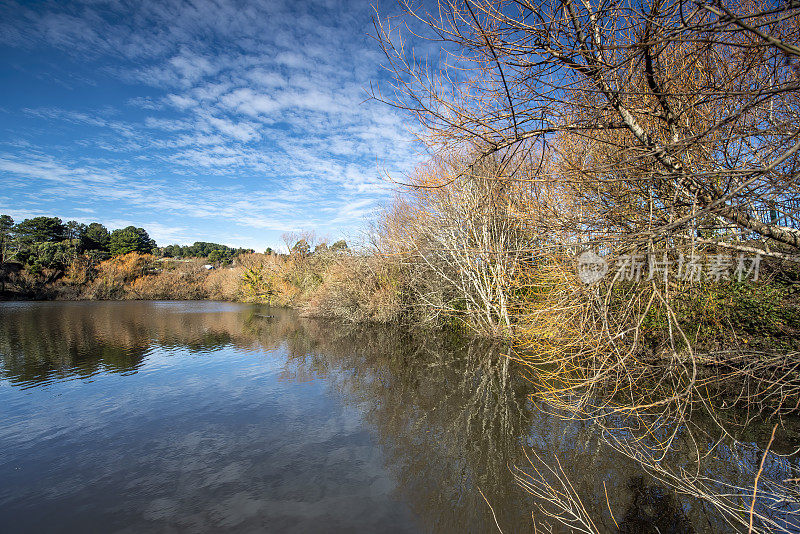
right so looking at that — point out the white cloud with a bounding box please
[0,0,425,248]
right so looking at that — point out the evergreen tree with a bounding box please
[81,223,110,252]
[291,239,310,257]
[0,214,13,264]
[330,240,348,253]
[109,226,155,256]
[13,217,66,244]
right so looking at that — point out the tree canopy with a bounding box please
[0,213,254,270]
[13,217,66,244]
[159,241,253,263]
[81,223,110,253]
[109,226,156,256]
[330,240,348,253]
[0,215,13,264]
[291,239,310,256]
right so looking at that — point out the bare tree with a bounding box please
[377,151,537,335]
[373,0,800,254]
[372,1,800,531]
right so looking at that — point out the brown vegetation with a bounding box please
[1,250,408,325]
[2,0,799,528]
[371,0,800,531]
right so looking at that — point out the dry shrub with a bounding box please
[81,254,238,301]
[235,250,404,322]
[302,254,403,323]
[64,256,94,287]
[237,252,325,308]
[84,253,156,299]
[204,266,242,301]
[271,255,316,306]
[507,250,800,533]
[129,269,207,300]
[512,254,595,360]
[270,276,303,307]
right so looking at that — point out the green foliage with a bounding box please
[718,282,788,334]
[159,242,252,262]
[81,223,110,253]
[13,217,66,244]
[26,262,42,276]
[0,215,13,234]
[9,239,77,275]
[0,214,13,264]
[638,280,799,351]
[31,241,75,270]
[65,221,86,241]
[1,213,257,299]
[109,226,155,256]
[291,239,310,257]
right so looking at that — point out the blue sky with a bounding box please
[0,0,423,251]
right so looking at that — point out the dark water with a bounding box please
[0,301,796,533]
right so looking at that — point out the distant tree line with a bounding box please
[289,238,348,257]
[0,215,155,273]
[0,214,253,274]
[159,242,254,265]
[280,230,349,258]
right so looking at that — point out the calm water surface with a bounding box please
[0,301,796,533]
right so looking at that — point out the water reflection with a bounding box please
[0,301,796,533]
[278,324,535,531]
[0,302,255,387]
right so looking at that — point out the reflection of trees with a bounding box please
[2,303,796,532]
[274,321,799,533]
[514,398,800,533]
[0,302,263,385]
[275,323,538,532]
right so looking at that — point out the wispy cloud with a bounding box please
[0,152,387,248]
[0,0,423,248]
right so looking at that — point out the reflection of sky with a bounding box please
[4,301,795,533]
[0,331,420,532]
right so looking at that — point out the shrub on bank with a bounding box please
[640,279,800,352]
[204,265,242,301]
[83,253,156,300]
[236,251,405,323]
[302,254,404,323]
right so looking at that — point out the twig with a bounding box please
[749,423,778,533]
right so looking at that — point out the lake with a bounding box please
[0,301,796,533]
